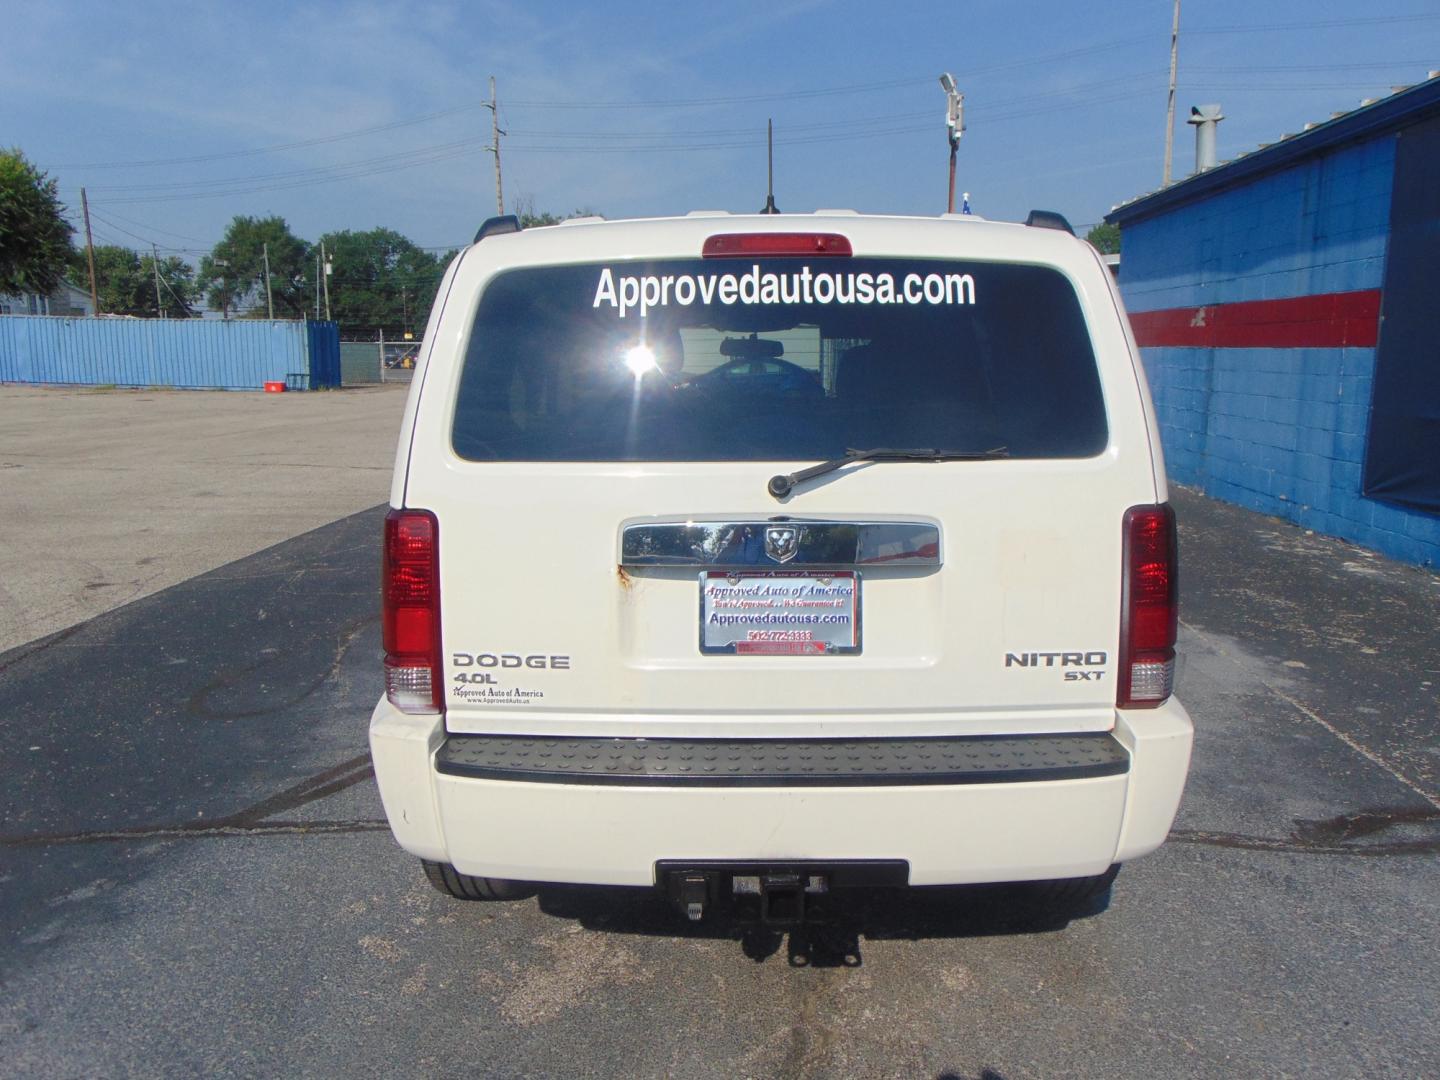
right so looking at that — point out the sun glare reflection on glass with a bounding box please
[623,346,659,377]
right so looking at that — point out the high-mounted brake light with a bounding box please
[702,233,852,258]
[1118,504,1178,708]
[383,509,442,714]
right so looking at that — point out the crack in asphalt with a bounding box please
[0,820,392,847]
[0,622,87,677]
[185,613,378,720]
[0,754,382,848]
[1180,617,1440,810]
[4,751,1436,858]
[1172,805,1440,856]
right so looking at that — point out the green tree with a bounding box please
[0,148,74,296]
[197,215,310,318]
[511,198,600,230]
[316,227,443,337]
[1085,222,1120,255]
[147,254,197,317]
[66,245,195,316]
[67,245,144,314]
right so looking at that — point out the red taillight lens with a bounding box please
[1118,504,1178,708]
[383,509,441,713]
[702,233,853,258]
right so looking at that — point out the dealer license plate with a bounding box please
[700,571,861,655]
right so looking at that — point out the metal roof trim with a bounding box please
[1106,75,1440,227]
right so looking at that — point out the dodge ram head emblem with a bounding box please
[764,525,798,564]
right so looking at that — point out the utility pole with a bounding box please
[1163,0,1181,187]
[151,244,164,317]
[485,76,506,216]
[315,253,321,318]
[262,242,274,319]
[80,187,99,314]
[212,258,230,318]
[321,240,332,321]
[939,73,965,213]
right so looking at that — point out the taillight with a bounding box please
[383,509,442,713]
[702,233,853,258]
[1118,504,1178,708]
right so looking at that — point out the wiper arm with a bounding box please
[767,446,1009,499]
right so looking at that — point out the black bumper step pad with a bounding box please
[435,731,1129,787]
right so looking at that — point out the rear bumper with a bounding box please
[368,699,1192,887]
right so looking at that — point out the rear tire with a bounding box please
[421,859,537,901]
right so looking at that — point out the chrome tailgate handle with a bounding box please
[620,520,940,569]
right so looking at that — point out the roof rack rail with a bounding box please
[1024,210,1074,235]
[474,214,521,243]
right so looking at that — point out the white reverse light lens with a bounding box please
[1127,658,1175,702]
[623,345,658,377]
[385,661,436,714]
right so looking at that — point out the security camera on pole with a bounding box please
[939,73,965,214]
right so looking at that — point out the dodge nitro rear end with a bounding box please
[369,210,1192,921]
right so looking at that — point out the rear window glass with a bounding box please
[451,257,1107,461]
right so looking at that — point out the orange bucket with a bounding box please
[263,381,286,393]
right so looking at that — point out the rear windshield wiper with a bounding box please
[768,446,1009,499]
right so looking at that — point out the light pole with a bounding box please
[939,73,965,214]
[1163,0,1181,186]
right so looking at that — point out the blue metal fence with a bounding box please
[0,316,341,389]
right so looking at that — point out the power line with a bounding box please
[501,88,1166,153]
[501,37,1166,109]
[87,209,180,249]
[98,145,491,204]
[84,223,129,248]
[503,72,1164,144]
[93,97,1132,203]
[506,76,928,109]
[51,29,1176,192]
[93,209,216,245]
[1184,81,1432,92]
[1187,60,1435,73]
[87,137,486,193]
[88,73,1171,205]
[156,255,193,313]
[55,104,482,169]
[71,59,1404,208]
[1188,13,1440,34]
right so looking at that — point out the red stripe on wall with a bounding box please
[1128,289,1381,349]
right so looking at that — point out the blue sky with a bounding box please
[5,1,1438,258]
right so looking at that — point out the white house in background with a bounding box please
[0,280,95,316]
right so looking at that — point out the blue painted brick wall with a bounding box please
[1123,137,1395,313]
[1120,134,1440,568]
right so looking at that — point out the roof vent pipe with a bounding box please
[1188,104,1224,173]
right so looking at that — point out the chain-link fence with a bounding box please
[339,337,421,385]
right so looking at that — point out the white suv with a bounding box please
[369,210,1192,921]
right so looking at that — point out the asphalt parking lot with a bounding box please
[1,392,1437,1077]
[0,383,406,653]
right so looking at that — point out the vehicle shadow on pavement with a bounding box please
[534,880,1108,966]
